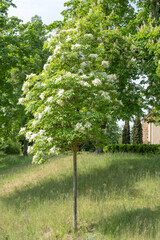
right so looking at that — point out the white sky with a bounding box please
[8,0,66,24]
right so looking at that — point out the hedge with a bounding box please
[103,144,160,154]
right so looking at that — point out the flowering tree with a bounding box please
[20,0,142,231]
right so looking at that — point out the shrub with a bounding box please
[3,140,21,154]
[103,144,160,154]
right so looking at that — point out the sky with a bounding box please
[8,0,66,24]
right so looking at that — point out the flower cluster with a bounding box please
[92,78,102,86]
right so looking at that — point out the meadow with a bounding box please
[0,151,160,240]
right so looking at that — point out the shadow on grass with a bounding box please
[1,154,160,206]
[94,206,160,238]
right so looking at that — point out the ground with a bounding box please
[0,151,160,239]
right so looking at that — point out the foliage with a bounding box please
[1,139,21,155]
[0,10,50,141]
[80,122,121,151]
[20,0,143,163]
[103,143,160,154]
[132,0,160,114]
[122,121,130,144]
[133,117,142,144]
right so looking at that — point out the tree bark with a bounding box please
[23,139,28,156]
[73,139,78,232]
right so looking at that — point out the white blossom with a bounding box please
[102,61,109,68]
[46,96,53,103]
[26,131,33,141]
[54,45,61,54]
[84,122,92,128]
[27,146,33,154]
[48,137,53,142]
[57,89,65,97]
[100,91,111,100]
[47,56,53,62]
[38,130,45,135]
[30,133,38,141]
[92,78,102,86]
[55,76,62,84]
[43,64,50,71]
[50,146,56,153]
[107,74,116,81]
[34,112,43,119]
[32,120,38,127]
[65,72,72,77]
[79,81,90,87]
[84,33,94,39]
[44,106,51,113]
[19,127,26,134]
[39,113,43,119]
[75,122,83,130]
[57,99,63,105]
[80,62,87,68]
[33,151,43,162]
[22,81,30,93]
[40,92,45,100]
[89,54,98,58]
[66,35,72,42]
[18,97,25,105]
[26,73,36,79]
[78,69,84,74]
[71,44,81,50]
[99,72,107,77]
[80,74,88,79]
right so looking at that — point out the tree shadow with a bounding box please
[1,154,160,210]
[93,206,160,238]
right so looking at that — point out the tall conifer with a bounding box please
[122,121,130,144]
[133,118,142,144]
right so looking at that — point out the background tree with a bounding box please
[133,117,142,144]
[131,0,160,117]
[122,121,130,144]
[0,10,50,154]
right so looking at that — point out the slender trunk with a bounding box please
[73,140,78,232]
[23,139,28,156]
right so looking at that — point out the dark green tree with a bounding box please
[122,121,130,144]
[0,9,50,154]
[133,118,142,144]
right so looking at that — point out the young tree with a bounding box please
[20,0,142,231]
[133,117,142,144]
[122,121,130,144]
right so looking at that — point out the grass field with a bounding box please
[0,151,160,240]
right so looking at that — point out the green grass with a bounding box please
[0,151,160,239]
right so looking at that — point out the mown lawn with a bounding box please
[0,151,160,240]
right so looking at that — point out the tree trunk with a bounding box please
[23,139,28,156]
[73,139,78,232]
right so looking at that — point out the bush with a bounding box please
[103,144,160,154]
[3,140,21,154]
